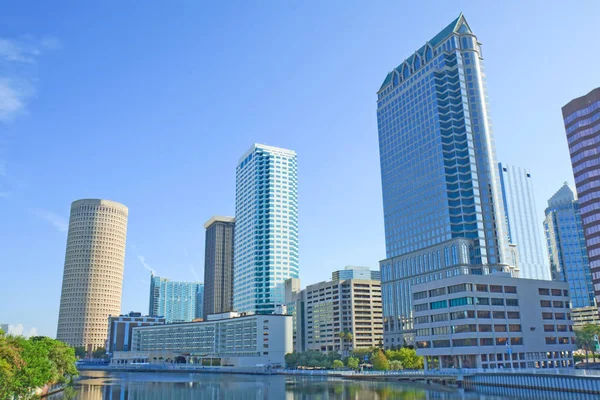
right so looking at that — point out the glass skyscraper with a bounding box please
[377,14,514,347]
[544,183,595,308]
[148,275,204,323]
[234,144,299,314]
[498,163,550,280]
[562,88,600,307]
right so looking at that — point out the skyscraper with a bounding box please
[148,275,203,323]
[544,183,595,308]
[498,163,550,280]
[234,144,298,314]
[377,14,514,346]
[203,216,235,316]
[562,88,600,307]
[56,199,128,350]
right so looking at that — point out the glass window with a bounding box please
[538,288,550,296]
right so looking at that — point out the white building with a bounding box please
[112,313,292,367]
[234,144,298,315]
[412,273,575,370]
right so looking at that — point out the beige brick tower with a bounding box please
[56,199,128,351]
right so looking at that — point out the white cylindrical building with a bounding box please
[56,199,128,350]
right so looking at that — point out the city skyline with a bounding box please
[1,2,599,337]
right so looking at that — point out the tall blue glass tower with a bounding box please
[234,144,299,314]
[148,275,204,323]
[544,183,595,308]
[377,15,513,347]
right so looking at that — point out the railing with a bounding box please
[276,368,600,378]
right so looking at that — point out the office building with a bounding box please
[284,278,304,352]
[377,14,514,347]
[294,268,382,353]
[332,266,381,281]
[106,312,165,355]
[234,144,298,314]
[56,199,128,350]
[498,163,550,280]
[544,183,595,308]
[111,313,292,367]
[570,306,600,328]
[412,273,575,370]
[148,275,203,323]
[562,88,600,307]
[203,216,235,316]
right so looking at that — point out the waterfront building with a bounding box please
[294,268,382,353]
[284,278,304,352]
[234,144,298,314]
[498,163,550,280]
[562,88,600,307]
[56,199,128,350]
[412,273,575,370]
[106,312,165,355]
[544,183,595,308]
[203,216,235,316]
[111,313,292,367]
[376,14,515,347]
[148,275,204,323]
[570,306,600,328]
[332,266,381,281]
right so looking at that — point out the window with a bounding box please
[555,313,566,320]
[414,303,428,312]
[496,337,508,346]
[433,326,449,335]
[490,285,502,293]
[416,341,430,349]
[480,338,494,346]
[492,311,506,319]
[476,297,489,305]
[449,297,474,307]
[429,287,446,297]
[551,289,562,296]
[448,284,471,294]
[453,338,477,347]
[504,286,517,294]
[558,337,570,344]
[430,300,448,310]
[510,337,523,345]
[506,299,519,307]
[415,316,429,324]
[433,340,450,348]
[491,298,504,306]
[476,284,488,292]
[540,300,551,307]
[416,328,429,336]
[451,310,475,320]
[478,324,492,332]
[553,301,564,308]
[545,337,557,345]
[414,291,427,300]
[477,310,491,318]
[509,324,522,332]
[539,288,550,296]
[544,325,555,332]
[494,324,507,332]
[452,324,477,334]
[431,313,448,323]
[542,312,553,320]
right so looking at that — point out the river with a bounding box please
[47,370,593,399]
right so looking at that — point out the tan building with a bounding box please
[56,199,128,350]
[290,267,382,354]
[571,306,600,328]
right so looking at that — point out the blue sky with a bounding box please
[1,1,599,337]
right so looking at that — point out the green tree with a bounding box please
[92,347,107,359]
[575,324,600,362]
[389,360,403,371]
[285,352,300,369]
[74,346,87,359]
[346,357,359,370]
[371,349,389,371]
[332,359,344,369]
[0,330,24,399]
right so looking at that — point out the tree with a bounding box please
[346,357,359,371]
[385,347,423,369]
[332,359,344,369]
[575,324,600,362]
[92,347,107,359]
[389,360,403,371]
[74,346,87,359]
[371,349,389,371]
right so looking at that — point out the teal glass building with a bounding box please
[377,15,513,347]
[234,144,299,314]
[148,275,204,323]
[544,183,595,308]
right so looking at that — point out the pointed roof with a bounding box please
[548,182,576,207]
[378,13,471,92]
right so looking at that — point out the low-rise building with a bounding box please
[571,306,600,328]
[412,273,575,370]
[106,312,165,355]
[112,313,291,367]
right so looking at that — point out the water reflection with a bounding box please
[49,371,512,400]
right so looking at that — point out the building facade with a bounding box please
[284,278,304,352]
[376,14,515,347]
[570,306,600,328]
[56,199,128,350]
[544,183,595,308]
[412,273,575,370]
[562,88,600,308]
[148,275,204,323]
[498,163,550,280]
[116,313,292,367]
[332,266,381,281]
[203,216,235,316]
[234,144,299,314]
[106,312,165,354]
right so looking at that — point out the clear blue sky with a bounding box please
[1,1,598,337]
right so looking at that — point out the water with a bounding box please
[48,370,589,399]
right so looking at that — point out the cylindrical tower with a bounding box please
[56,199,128,350]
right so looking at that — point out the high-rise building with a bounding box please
[234,144,298,314]
[56,199,128,350]
[106,312,165,355]
[377,14,515,347]
[544,183,595,308]
[148,275,203,323]
[498,163,550,280]
[203,216,235,316]
[332,266,381,281]
[562,88,600,307]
